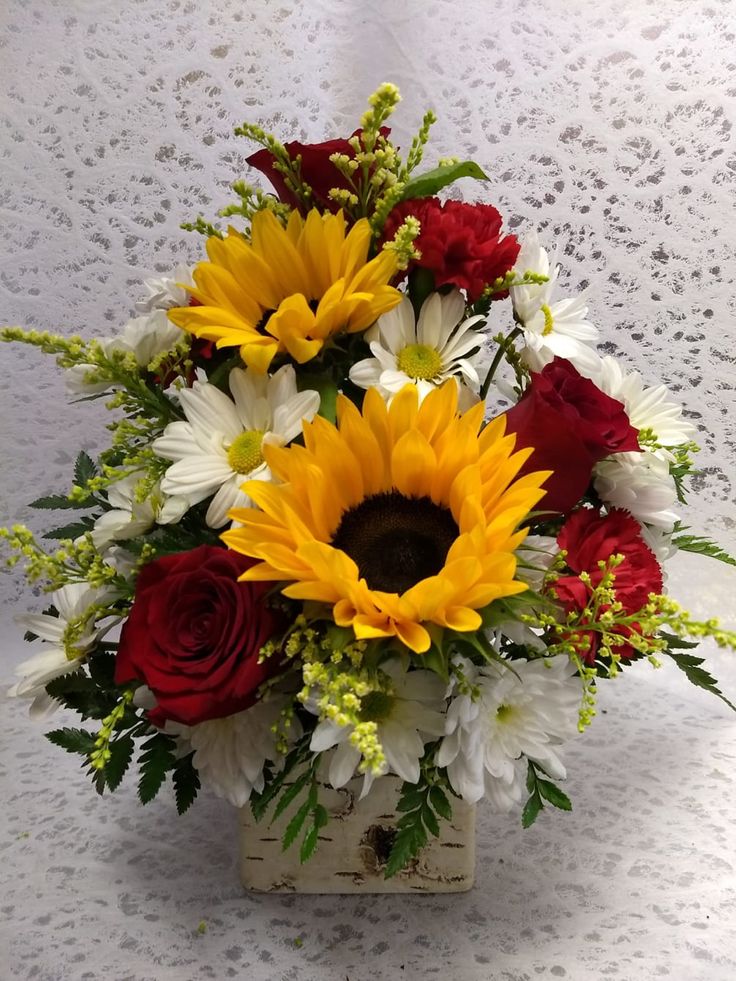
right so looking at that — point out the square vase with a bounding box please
[239,774,476,894]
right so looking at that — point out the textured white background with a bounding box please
[1,1,736,978]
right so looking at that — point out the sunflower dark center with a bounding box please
[331,491,459,594]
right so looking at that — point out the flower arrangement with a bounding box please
[3,83,735,880]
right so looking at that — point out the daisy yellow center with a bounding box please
[331,491,459,594]
[496,703,516,723]
[359,691,395,723]
[396,343,443,381]
[227,430,265,475]
[540,303,554,336]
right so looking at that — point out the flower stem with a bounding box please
[479,326,522,401]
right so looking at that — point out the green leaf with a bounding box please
[521,791,543,829]
[666,650,736,712]
[45,727,96,755]
[429,785,452,821]
[45,671,97,697]
[43,517,96,540]
[671,531,736,567]
[105,735,134,791]
[300,822,320,864]
[384,819,427,879]
[74,450,98,487]
[297,374,338,423]
[421,803,440,838]
[399,160,489,202]
[421,642,450,683]
[312,803,329,830]
[137,732,178,804]
[270,769,312,823]
[282,800,311,851]
[658,631,699,651]
[29,494,86,510]
[537,778,572,812]
[395,789,425,812]
[173,753,201,814]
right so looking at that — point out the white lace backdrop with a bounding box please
[1,0,734,612]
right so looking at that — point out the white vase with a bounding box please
[239,774,476,894]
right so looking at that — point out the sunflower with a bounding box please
[168,209,403,373]
[223,383,550,654]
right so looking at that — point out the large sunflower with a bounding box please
[168,209,402,373]
[223,383,550,654]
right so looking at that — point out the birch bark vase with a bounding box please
[239,774,476,894]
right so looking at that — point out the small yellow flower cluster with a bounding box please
[0,524,139,596]
[234,120,316,214]
[220,179,292,227]
[382,216,422,270]
[272,621,389,774]
[90,690,134,771]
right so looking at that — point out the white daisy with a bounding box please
[135,263,195,313]
[8,582,118,718]
[153,364,320,528]
[168,697,298,808]
[438,656,581,806]
[593,452,680,530]
[590,355,697,460]
[91,473,189,547]
[308,660,447,794]
[349,291,487,408]
[510,230,599,374]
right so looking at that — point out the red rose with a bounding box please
[502,358,640,514]
[380,197,520,302]
[553,508,663,662]
[115,545,284,726]
[247,128,390,214]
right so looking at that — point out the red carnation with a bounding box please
[502,358,640,514]
[380,197,520,302]
[553,508,663,663]
[115,545,284,726]
[247,128,390,214]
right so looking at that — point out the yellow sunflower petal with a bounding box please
[391,429,436,499]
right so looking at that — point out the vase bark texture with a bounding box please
[239,774,476,894]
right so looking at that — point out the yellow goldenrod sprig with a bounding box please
[0,525,142,597]
[382,216,421,270]
[403,109,438,177]
[220,179,292,227]
[277,622,388,775]
[89,690,134,771]
[234,120,312,211]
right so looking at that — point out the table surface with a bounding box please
[2,551,735,981]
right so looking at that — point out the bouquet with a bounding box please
[3,83,735,880]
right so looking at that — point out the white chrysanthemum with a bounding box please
[640,524,679,564]
[153,364,320,528]
[309,660,447,794]
[65,310,184,395]
[349,291,486,408]
[510,231,599,374]
[591,355,696,459]
[9,582,118,718]
[594,452,680,530]
[135,264,195,313]
[438,656,582,807]
[168,698,297,808]
[91,473,189,547]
